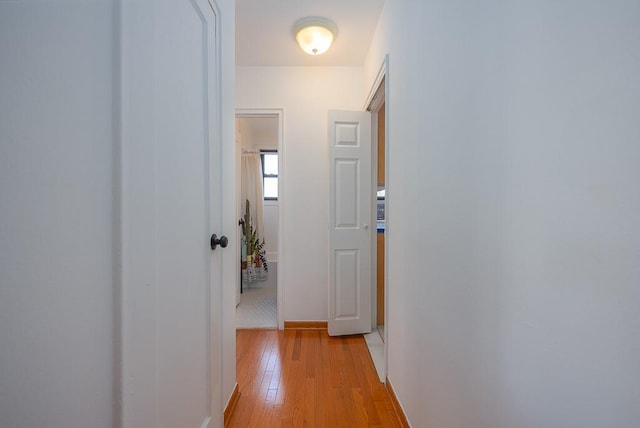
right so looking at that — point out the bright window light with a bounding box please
[261,152,278,199]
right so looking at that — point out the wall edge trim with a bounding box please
[385,376,411,427]
[224,382,240,425]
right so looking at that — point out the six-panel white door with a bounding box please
[328,110,373,336]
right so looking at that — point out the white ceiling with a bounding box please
[236,0,385,67]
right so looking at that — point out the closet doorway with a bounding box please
[363,58,388,383]
[235,110,284,329]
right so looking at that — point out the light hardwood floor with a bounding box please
[227,329,405,427]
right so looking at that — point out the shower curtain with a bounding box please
[241,152,267,282]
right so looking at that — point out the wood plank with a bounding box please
[226,329,405,427]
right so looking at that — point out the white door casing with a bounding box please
[120,1,223,427]
[328,110,373,336]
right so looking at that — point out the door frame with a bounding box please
[364,55,389,380]
[235,108,285,330]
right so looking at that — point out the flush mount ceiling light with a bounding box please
[293,17,338,56]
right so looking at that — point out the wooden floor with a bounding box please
[226,329,404,427]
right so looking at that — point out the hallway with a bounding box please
[226,329,405,427]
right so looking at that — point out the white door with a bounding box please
[121,1,224,427]
[328,110,373,336]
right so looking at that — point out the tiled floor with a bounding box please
[235,274,277,329]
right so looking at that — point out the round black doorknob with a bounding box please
[210,234,228,250]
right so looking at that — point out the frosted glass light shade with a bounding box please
[294,18,337,56]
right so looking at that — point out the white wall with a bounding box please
[0,2,116,427]
[236,67,364,321]
[365,1,640,427]
[263,200,278,262]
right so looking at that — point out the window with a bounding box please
[261,150,278,200]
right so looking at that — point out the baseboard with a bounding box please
[385,377,411,427]
[224,383,240,425]
[284,321,327,330]
[236,326,278,331]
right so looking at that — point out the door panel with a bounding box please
[335,250,360,320]
[335,159,359,228]
[121,0,221,427]
[328,110,372,336]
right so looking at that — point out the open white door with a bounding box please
[121,1,224,427]
[328,110,373,336]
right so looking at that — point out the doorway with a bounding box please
[235,110,284,329]
[363,58,388,383]
[375,101,386,341]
